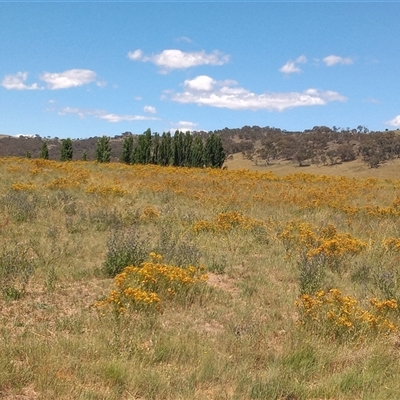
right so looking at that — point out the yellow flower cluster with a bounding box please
[296,289,398,341]
[3,158,400,223]
[86,184,127,196]
[383,238,400,252]
[47,177,81,189]
[140,206,160,221]
[96,253,208,315]
[278,221,366,272]
[193,210,265,233]
[11,182,36,191]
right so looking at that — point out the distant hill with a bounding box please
[1,126,400,177]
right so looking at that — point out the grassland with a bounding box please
[1,156,400,399]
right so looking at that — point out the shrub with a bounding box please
[2,190,38,223]
[102,225,148,277]
[296,289,398,342]
[0,241,36,299]
[96,253,208,315]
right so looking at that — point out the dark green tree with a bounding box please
[121,135,134,164]
[173,130,184,166]
[96,136,111,163]
[191,135,204,167]
[151,133,161,164]
[183,131,193,167]
[40,141,49,160]
[204,133,225,168]
[143,128,152,164]
[82,150,87,161]
[159,131,173,166]
[132,128,152,164]
[60,138,73,161]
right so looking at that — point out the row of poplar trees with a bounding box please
[120,129,225,168]
[39,129,225,169]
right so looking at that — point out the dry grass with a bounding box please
[225,152,400,179]
[1,157,400,399]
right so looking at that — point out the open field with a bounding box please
[1,157,400,399]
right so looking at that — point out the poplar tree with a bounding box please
[133,129,152,164]
[204,133,225,168]
[96,135,111,163]
[159,132,173,166]
[121,135,134,164]
[183,131,193,167]
[191,135,204,167]
[173,130,184,166]
[151,133,161,164]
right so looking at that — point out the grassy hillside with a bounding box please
[225,152,400,179]
[1,157,400,399]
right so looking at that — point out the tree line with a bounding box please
[38,129,225,169]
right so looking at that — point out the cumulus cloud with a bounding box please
[279,62,301,74]
[169,75,346,111]
[1,72,41,90]
[170,120,198,133]
[40,69,97,89]
[184,75,216,91]
[127,49,229,72]
[58,107,159,123]
[386,115,400,127]
[143,105,157,114]
[323,55,353,66]
[279,55,307,74]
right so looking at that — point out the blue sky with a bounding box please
[1,2,400,139]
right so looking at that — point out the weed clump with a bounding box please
[2,190,39,223]
[96,253,208,315]
[103,225,148,277]
[296,289,398,342]
[0,241,36,299]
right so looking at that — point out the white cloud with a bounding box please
[296,55,307,64]
[184,75,216,91]
[279,62,301,74]
[128,49,229,72]
[169,75,347,111]
[58,107,159,123]
[279,55,307,74]
[40,69,97,89]
[386,115,400,127]
[127,49,143,60]
[171,120,198,133]
[323,55,353,66]
[1,72,41,90]
[143,105,157,114]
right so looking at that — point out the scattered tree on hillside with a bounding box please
[40,141,49,160]
[60,138,73,161]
